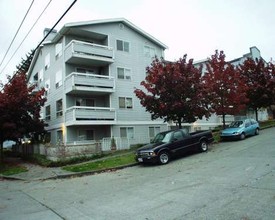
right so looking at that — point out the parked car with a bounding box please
[135,128,214,165]
[220,119,260,141]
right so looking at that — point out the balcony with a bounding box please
[65,106,116,126]
[64,40,114,66]
[65,72,115,95]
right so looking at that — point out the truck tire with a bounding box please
[199,140,208,152]
[158,151,170,165]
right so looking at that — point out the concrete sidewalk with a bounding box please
[0,157,138,181]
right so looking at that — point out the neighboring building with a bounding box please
[27,18,168,156]
[182,46,269,131]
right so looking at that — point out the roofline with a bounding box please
[52,18,168,49]
[27,46,42,81]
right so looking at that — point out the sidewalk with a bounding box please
[0,156,138,181]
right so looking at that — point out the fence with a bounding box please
[101,137,150,151]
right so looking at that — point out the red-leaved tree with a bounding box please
[238,58,271,121]
[134,56,211,128]
[265,61,275,118]
[0,72,46,161]
[203,50,248,128]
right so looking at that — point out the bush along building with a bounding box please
[27,18,168,160]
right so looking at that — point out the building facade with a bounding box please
[27,18,168,152]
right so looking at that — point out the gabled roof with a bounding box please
[27,18,168,80]
[52,18,168,49]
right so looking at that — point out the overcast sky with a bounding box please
[0,0,275,83]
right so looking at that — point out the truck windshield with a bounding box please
[152,132,172,143]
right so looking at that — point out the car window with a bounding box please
[229,121,243,128]
[173,131,184,140]
[162,132,173,143]
[181,128,189,136]
[245,121,251,127]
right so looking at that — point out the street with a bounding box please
[1,127,275,220]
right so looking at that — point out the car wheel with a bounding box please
[255,128,259,135]
[199,140,208,152]
[158,151,170,165]
[240,133,245,140]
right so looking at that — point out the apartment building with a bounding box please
[27,18,168,151]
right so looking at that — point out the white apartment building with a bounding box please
[27,18,168,152]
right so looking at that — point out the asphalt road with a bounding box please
[1,127,275,220]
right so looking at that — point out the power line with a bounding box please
[0,0,35,69]
[0,0,78,91]
[0,0,53,75]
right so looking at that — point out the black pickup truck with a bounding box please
[135,128,214,165]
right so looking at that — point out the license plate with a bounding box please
[138,158,143,162]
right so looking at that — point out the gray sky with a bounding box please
[0,0,275,83]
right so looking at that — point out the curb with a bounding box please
[1,162,139,181]
[45,162,139,181]
[0,175,25,181]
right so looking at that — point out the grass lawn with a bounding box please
[63,153,136,172]
[0,163,28,176]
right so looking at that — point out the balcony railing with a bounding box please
[65,72,115,94]
[65,106,116,126]
[64,40,114,65]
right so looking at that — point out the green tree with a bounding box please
[16,49,34,74]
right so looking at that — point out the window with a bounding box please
[55,70,62,88]
[33,72,38,82]
[76,67,95,74]
[56,99,63,117]
[119,97,132,109]
[57,130,63,143]
[149,127,160,139]
[173,131,184,140]
[194,127,201,131]
[144,45,156,58]
[55,43,62,59]
[78,129,94,141]
[45,105,51,120]
[76,98,95,107]
[45,79,50,96]
[45,53,50,70]
[117,67,131,80]
[39,69,44,82]
[120,127,134,139]
[116,39,129,52]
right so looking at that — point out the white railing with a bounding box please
[64,40,114,62]
[65,72,115,94]
[65,106,116,121]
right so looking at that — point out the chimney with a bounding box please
[43,28,57,42]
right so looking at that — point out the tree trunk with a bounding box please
[222,113,226,129]
[178,118,182,129]
[0,141,3,164]
[255,107,258,121]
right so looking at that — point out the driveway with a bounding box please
[1,127,275,220]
